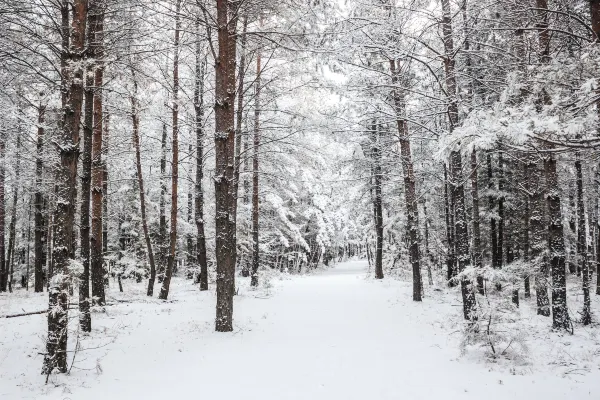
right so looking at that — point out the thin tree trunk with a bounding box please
[159,0,181,300]
[371,122,384,280]
[7,114,22,293]
[390,59,421,300]
[471,150,484,295]
[194,18,208,291]
[214,0,238,332]
[576,157,592,324]
[251,48,261,288]
[158,122,167,282]
[44,0,87,375]
[444,164,456,285]
[34,103,46,293]
[90,6,105,306]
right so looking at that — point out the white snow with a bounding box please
[1,260,599,399]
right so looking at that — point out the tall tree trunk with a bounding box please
[251,48,261,287]
[44,0,87,375]
[158,122,167,281]
[236,17,249,278]
[91,7,105,306]
[537,0,571,331]
[159,0,181,300]
[390,59,421,300]
[194,37,208,292]
[440,0,476,321]
[34,103,46,293]
[488,153,499,269]
[7,111,22,293]
[0,133,5,293]
[589,0,600,294]
[79,2,99,332]
[214,0,238,332]
[130,74,158,297]
[576,157,592,324]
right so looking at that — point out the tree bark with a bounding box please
[371,122,384,280]
[471,150,484,295]
[214,0,238,332]
[159,0,181,300]
[7,112,22,293]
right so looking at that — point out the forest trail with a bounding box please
[2,260,598,399]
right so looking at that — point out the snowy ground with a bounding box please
[1,260,600,399]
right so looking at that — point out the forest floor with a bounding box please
[1,260,600,399]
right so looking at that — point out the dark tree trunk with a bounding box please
[390,59,421,300]
[158,122,167,282]
[371,123,384,280]
[251,49,261,287]
[576,157,592,324]
[488,153,499,269]
[7,116,22,293]
[159,0,181,300]
[194,19,208,291]
[214,0,238,332]
[444,164,456,285]
[44,0,87,375]
[440,0,476,321]
[91,7,105,306]
[34,104,46,293]
[470,150,484,295]
[537,0,571,331]
[78,3,98,332]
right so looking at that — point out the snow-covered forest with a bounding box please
[1,0,600,398]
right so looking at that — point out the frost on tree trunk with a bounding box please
[44,0,87,375]
[214,0,238,332]
[536,0,571,331]
[390,59,421,300]
[470,151,484,295]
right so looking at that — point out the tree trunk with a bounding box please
[91,7,105,306]
[371,122,384,280]
[159,0,181,300]
[471,150,484,295]
[44,0,87,375]
[7,114,22,293]
[34,103,46,293]
[390,59,421,300]
[158,122,167,281]
[440,0,476,321]
[214,0,238,332]
[576,157,592,324]
[194,18,208,291]
[537,0,571,331]
[79,2,100,332]
[444,163,456,285]
[251,48,261,288]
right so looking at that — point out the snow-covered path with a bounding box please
[2,260,599,399]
